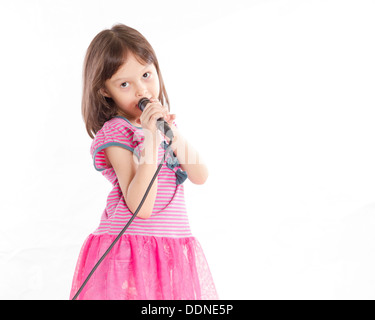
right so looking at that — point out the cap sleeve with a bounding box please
[90,118,141,171]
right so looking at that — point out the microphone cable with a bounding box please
[72,138,174,300]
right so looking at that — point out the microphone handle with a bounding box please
[156,119,174,140]
[138,98,174,140]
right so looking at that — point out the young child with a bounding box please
[69,24,218,300]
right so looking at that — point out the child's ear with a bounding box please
[100,87,111,98]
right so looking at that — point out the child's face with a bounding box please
[101,52,160,125]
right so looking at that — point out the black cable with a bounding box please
[72,139,174,300]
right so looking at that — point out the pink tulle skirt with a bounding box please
[69,234,218,300]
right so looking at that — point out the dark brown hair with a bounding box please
[82,23,170,138]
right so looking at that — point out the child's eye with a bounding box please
[120,73,149,88]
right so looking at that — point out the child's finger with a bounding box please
[166,114,176,123]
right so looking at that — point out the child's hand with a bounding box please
[150,98,176,125]
[140,98,167,133]
[141,98,177,137]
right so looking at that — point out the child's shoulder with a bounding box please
[94,116,141,141]
[101,116,137,133]
[90,116,142,159]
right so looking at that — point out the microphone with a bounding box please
[138,97,174,140]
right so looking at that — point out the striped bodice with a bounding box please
[89,116,192,237]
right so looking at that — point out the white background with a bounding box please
[0,0,375,300]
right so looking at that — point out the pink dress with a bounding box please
[69,116,218,300]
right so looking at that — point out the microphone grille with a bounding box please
[138,97,150,111]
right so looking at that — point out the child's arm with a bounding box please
[170,129,209,185]
[105,134,161,219]
[105,100,171,219]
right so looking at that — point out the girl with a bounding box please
[69,24,218,300]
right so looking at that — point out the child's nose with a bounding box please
[135,83,148,97]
